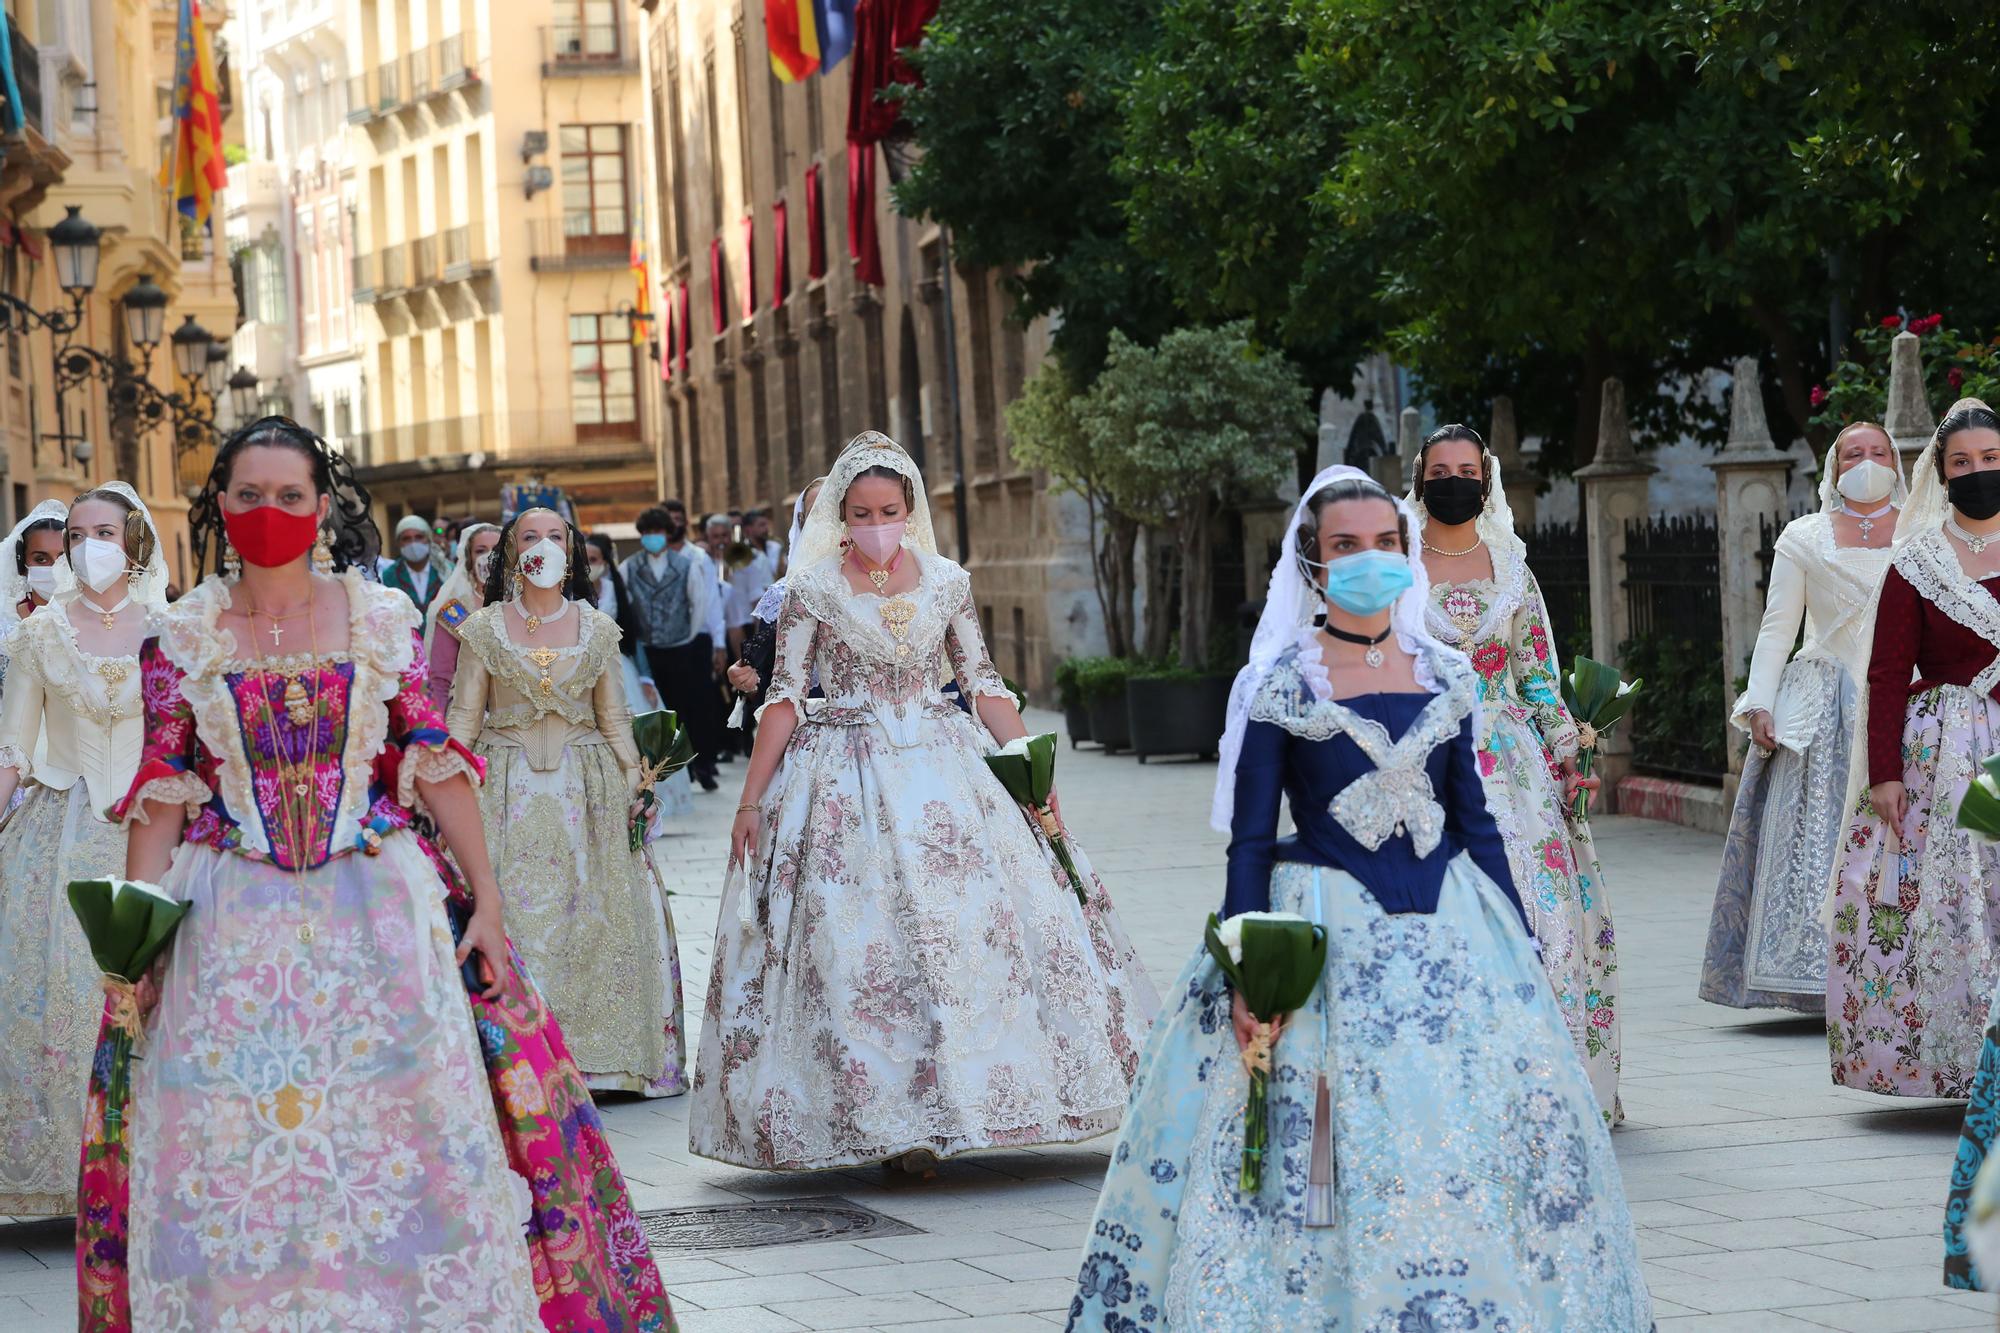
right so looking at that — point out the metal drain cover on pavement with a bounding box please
[638,1195,924,1253]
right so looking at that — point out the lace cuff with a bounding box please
[0,742,29,779]
[1727,690,1766,734]
[116,771,210,826]
[396,736,484,810]
[1541,716,1582,763]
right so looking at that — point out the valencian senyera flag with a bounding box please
[629,231,654,347]
[161,0,228,228]
[766,0,821,82]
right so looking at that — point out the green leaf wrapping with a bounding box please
[984,753,1036,807]
[66,879,190,981]
[1959,757,2000,840]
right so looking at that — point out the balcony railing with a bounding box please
[408,234,437,286]
[528,217,630,272]
[442,225,494,279]
[437,32,477,89]
[356,229,494,301]
[345,73,372,123]
[405,46,433,101]
[542,23,634,75]
[376,58,401,110]
[4,22,42,134]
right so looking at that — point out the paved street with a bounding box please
[5,710,2000,1330]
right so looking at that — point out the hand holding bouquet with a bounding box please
[1957,755,2000,845]
[67,878,189,1144]
[1559,655,1643,822]
[1205,910,1327,1194]
[985,732,1085,905]
[629,709,698,851]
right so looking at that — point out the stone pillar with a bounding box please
[1490,395,1537,531]
[1707,357,1796,787]
[1573,377,1656,812]
[1884,329,1935,467]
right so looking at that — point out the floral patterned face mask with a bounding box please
[517,537,568,589]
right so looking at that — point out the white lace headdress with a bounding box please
[790,431,939,570]
[1211,464,1466,832]
[1815,426,1910,516]
[52,481,171,611]
[0,499,68,617]
[422,521,499,662]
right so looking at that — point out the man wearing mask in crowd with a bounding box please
[620,501,723,790]
[744,508,782,577]
[381,514,447,633]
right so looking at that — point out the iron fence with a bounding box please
[1523,515,1591,666]
[1621,512,1726,782]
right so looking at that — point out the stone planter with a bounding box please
[1088,696,1133,753]
[1125,674,1232,762]
[1063,702,1094,749]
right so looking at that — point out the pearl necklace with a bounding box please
[513,595,571,635]
[1949,517,2000,556]
[1421,532,1482,558]
[1840,501,1895,543]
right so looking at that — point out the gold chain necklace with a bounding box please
[247,586,326,944]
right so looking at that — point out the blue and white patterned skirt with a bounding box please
[1064,857,1653,1332]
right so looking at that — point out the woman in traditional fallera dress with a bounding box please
[449,508,688,1098]
[423,520,499,711]
[1065,467,1650,1333]
[691,433,1158,1172]
[1409,424,1623,1121]
[0,498,68,691]
[0,486,165,1215]
[74,418,672,1332]
[1825,400,2000,1107]
[1701,423,1903,1013]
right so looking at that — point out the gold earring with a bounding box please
[223,542,241,580]
[312,530,334,574]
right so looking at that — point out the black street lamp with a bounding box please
[228,366,259,419]
[169,315,213,383]
[48,206,101,296]
[204,339,230,398]
[122,274,169,352]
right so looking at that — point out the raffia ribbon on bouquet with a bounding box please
[1576,721,1600,751]
[102,974,146,1053]
[1240,1017,1281,1079]
[1034,806,1061,840]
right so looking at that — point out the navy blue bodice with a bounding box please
[1223,671,1525,932]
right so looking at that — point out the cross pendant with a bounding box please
[268,622,284,647]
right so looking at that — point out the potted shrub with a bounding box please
[1078,657,1136,753]
[1055,657,1095,748]
[1126,664,1234,762]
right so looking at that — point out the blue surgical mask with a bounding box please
[1317,549,1413,614]
[640,533,668,554]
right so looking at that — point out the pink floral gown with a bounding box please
[75,572,673,1333]
[1426,542,1623,1121]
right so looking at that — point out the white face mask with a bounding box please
[1837,458,1897,506]
[72,537,130,595]
[473,551,495,584]
[518,537,569,590]
[23,566,55,600]
[400,539,430,565]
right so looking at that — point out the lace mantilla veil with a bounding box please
[789,431,940,570]
[0,499,68,617]
[50,481,171,612]
[1211,464,1468,833]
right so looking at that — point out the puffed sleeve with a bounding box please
[0,631,43,778]
[1442,713,1529,934]
[110,637,211,825]
[387,628,483,807]
[1865,567,1921,789]
[1222,717,1287,917]
[943,579,1013,702]
[1733,539,1807,728]
[755,590,820,722]
[444,630,491,748]
[1510,569,1581,760]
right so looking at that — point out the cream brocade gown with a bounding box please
[0,604,141,1213]
[448,600,688,1097]
[1427,542,1623,1121]
[691,550,1160,1170]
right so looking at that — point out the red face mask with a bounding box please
[223,504,320,568]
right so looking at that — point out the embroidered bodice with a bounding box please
[1424,541,1581,760]
[1864,526,2000,785]
[1735,512,1895,733]
[112,571,481,871]
[0,602,143,816]
[446,601,643,780]
[1223,641,1523,929]
[761,550,1011,745]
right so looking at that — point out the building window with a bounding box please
[559,124,629,256]
[554,0,622,62]
[298,211,320,353]
[570,313,638,439]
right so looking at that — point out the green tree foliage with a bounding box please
[895,0,1179,377]
[1077,322,1311,669]
[1814,314,2000,437]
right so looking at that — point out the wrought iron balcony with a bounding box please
[527,217,630,272]
[542,23,634,75]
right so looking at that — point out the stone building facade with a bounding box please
[636,0,1099,697]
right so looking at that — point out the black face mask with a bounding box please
[1950,469,2000,522]
[1421,475,1486,528]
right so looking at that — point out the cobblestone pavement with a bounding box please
[5,710,1999,1331]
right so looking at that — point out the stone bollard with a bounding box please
[1884,329,1935,467]
[1490,395,1537,530]
[1573,377,1655,813]
[1707,358,1796,791]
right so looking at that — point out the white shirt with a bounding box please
[725,551,776,630]
[690,547,728,644]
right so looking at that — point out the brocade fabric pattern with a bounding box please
[1426,552,1623,1120]
[1063,861,1652,1332]
[691,552,1160,1169]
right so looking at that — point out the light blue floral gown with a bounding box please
[1065,641,1652,1332]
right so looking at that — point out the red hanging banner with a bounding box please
[804,163,826,281]
[661,285,676,381]
[772,198,790,309]
[847,144,883,288]
[742,214,758,320]
[709,237,726,334]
